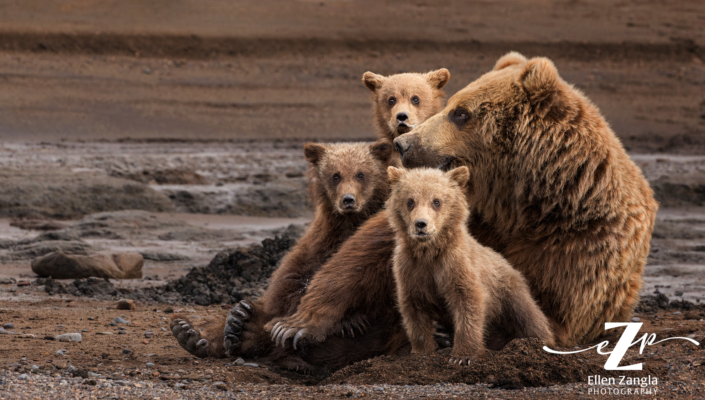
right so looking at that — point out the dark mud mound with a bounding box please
[159,235,295,305]
[41,277,119,298]
[322,338,667,388]
[38,235,296,305]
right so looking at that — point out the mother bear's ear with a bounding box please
[518,57,567,117]
[493,51,527,71]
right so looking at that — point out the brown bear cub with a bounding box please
[363,69,450,142]
[387,166,555,364]
[171,141,393,360]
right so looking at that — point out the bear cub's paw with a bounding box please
[448,356,476,366]
[170,317,209,358]
[223,300,254,357]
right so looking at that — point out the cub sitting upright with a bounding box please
[388,166,555,364]
[171,141,393,359]
[363,69,450,142]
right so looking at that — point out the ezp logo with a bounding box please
[543,322,700,370]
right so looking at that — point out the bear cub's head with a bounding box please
[388,166,470,246]
[304,141,393,215]
[363,69,451,141]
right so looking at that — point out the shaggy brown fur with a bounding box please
[393,52,658,346]
[363,69,450,142]
[388,166,554,365]
[170,141,393,363]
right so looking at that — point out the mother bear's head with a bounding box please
[392,51,618,222]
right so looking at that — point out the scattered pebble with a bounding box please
[146,362,155,368]
[243,363,259,368]
[632,317,640,322]
[234,358,245,366]
[118,331,127,335]
[18,334,36,339]
[56,349,68,355]
[3,323,14,329]
[57,333,82,342]
[122,349,133,354]
[114,317,130,324]
[18,374,29,380]
[96,332,113,335]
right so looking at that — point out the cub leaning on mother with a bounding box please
[270,51,658,359]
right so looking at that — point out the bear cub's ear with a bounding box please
[447,166,470,187]
[369,141,394,165]
[493,51,527,71]
[362,72,385,93]
[304,143,327,165]
[387,166,405,185]
[426,68,451,90]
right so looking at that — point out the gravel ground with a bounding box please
[1,370,704,399]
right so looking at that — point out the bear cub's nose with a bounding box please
[342,194,356,208]
[415,219,427,232]
[396,112,408,122]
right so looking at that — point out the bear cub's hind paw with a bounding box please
[171,318,209,358]
[224,300,253,357]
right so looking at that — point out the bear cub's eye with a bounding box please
[357,172,364,180]
[411,96,420,106]
[406,199,415,209]
[332,173,341,182]
[388,97,396,106]
[433,199,441,207]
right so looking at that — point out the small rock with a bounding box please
[234,358,245,366]
[31,365,39,371]
[109,322,117,326]
[161,327,166,331]
[144,331,154,338]
[631,317,640,322]
[18,374,29,380]
[114,317,129,324]
[56,349,68,355]
[18,334,36,339]
[214,382,228,391]
[118,331,127,335]
[3,323,14,329]
[67,365,76,373]
[672,311,682,315]
[96,332,113,335]
[56,333,82,342]
[146,362,155,368]
[122,349,132,354]
[0,328,10,334]
[57,325,65,328]
[17,281,30,287]
[116,299,136,311]
[84,379,97,386]
[87,317,96,321]
[243,363,259,368]
[163,307,174,314]
[43,335,56,340]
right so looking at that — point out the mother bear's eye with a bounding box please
[450,107,470,128]
[388,97,396,106]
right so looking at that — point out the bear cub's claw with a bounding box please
[170,318,209,358]
[224,300,251,357]
[448,356,475,366]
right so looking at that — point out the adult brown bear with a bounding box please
[268,52,657,361]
